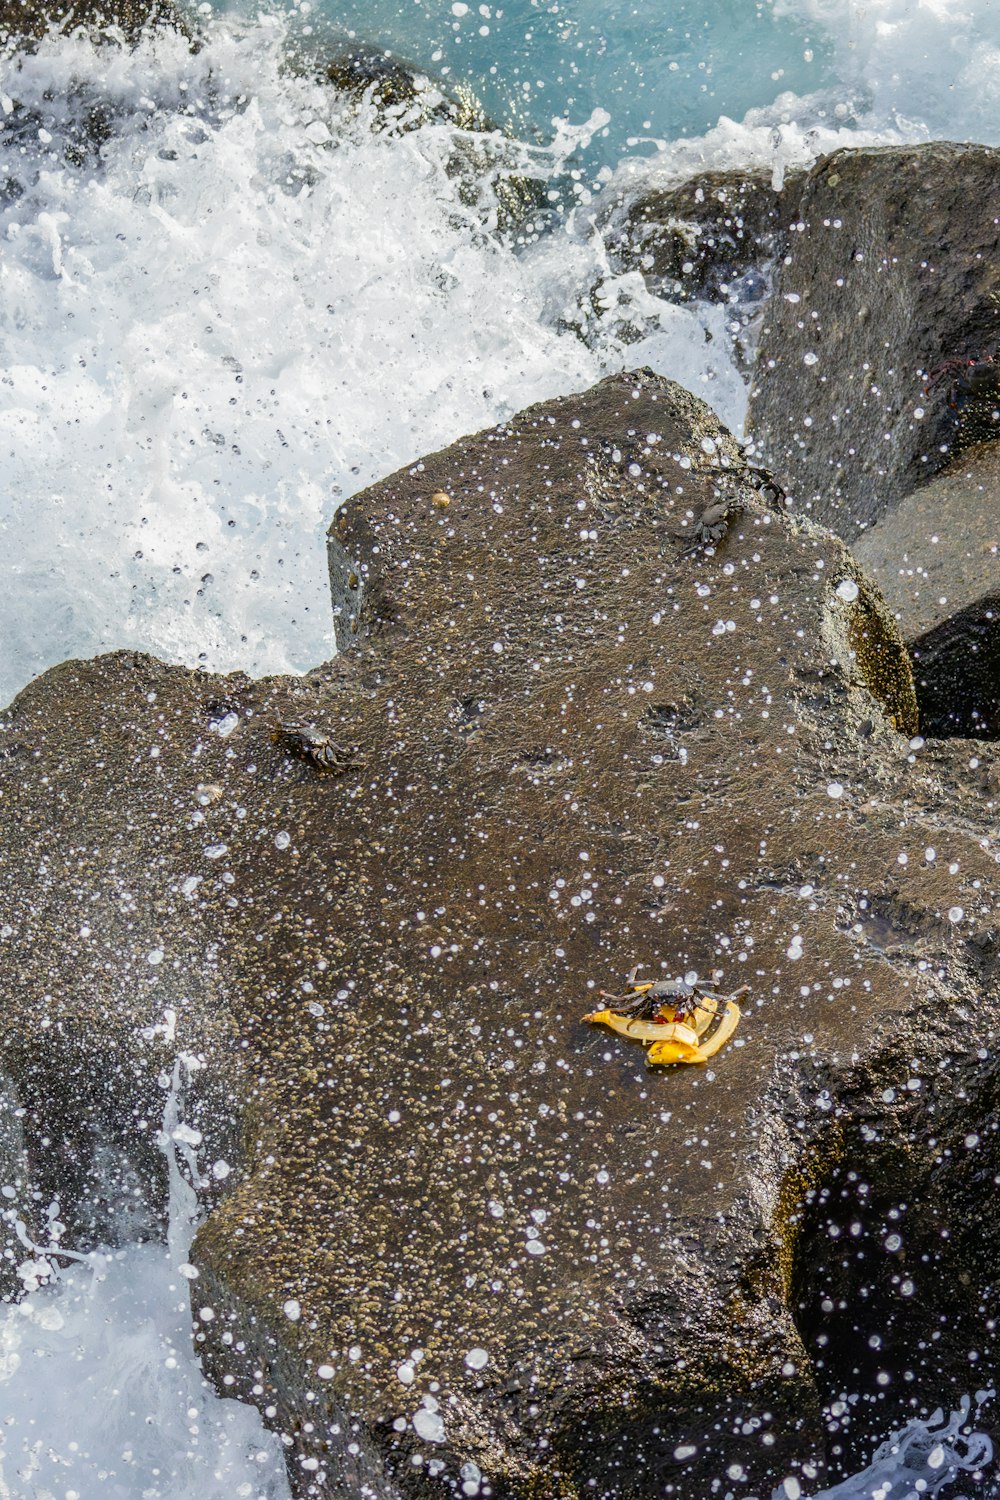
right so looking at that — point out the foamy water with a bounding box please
[0,1058,290,1498]
[4,0,1000,1495]
[0,15,745,706]
[0,1244,291,1499]
[803,1401,993,1500]
[4,1,1000,707]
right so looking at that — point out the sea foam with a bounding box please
[0,14,742,708]
[0,1057,291,1499]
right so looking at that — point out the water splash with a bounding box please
[0,1054,290,1499]
[797,1398,994,1500]
[0,13,744,709]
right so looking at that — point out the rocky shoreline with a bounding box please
[2,6,1000,1499]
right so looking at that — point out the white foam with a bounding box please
[0,1243,291,1498]
[778,0,1000,143]
[800,1398,993,1499]
[0,15,746,708]
[0,1057,290,1498]
[602,0,1000,227]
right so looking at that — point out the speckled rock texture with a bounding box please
[0,0,187,42]
[2,372,1000,1499]
[747,143,1000,539]
[854,441,1000,739]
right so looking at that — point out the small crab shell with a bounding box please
[273,720,352,774]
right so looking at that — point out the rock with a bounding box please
[0,0,188,43]
[604,169,794,305]
[747,143,1000,539]
[325,44,491,131]
[854,441,1000,738]
[4,373,1000,1500]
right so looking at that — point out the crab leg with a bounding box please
[689,986,749,1038]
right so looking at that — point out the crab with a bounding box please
[925,356,1000,409]
[272,720,356,774]
[681,497,744,559]
[682,463,786,559]
[584,966,747,1066]
[925,356,1000,445]
[746,463,787,510]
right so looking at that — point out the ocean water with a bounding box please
[3,0,1000,1496]
[0,1059,291,1498]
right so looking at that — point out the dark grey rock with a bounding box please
[324,44,492,130]
[603,169,795,306]
[854,441,1000,737]
[747,143,1000,539]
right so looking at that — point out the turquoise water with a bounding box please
[275,0,831,170]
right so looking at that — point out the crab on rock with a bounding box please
[584,967,746,1066]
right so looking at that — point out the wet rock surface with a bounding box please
[324,44,492,130]
[855,441,1000,739]
[0,0,187,43]
[2,372,1000,1498]
[747,143,1000,539]
[604,169,794,306]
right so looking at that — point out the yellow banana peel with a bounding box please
[584,990,741,1067]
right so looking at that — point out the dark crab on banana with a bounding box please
[272,720,355,774]
[585,966,748,1066]
[601,966,734,1021]
[593,972,749,1020]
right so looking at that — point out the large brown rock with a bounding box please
[747,143,1000,539]
[3,372,1000,1500]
